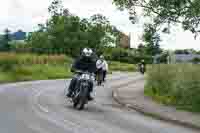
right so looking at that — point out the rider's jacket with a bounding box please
[71,56,97,73]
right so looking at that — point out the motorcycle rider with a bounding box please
[96,55,104,83]
[66,48,97,101]
[138,59,146,73]
[100,55,108,82]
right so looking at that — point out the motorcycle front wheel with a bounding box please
[74,85,89,110]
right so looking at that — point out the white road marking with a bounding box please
[34,90,49,113]
[28,124,49,133]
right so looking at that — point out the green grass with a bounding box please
[0,65,73,83]
[145,64,200,113]
[0,52,73,83]
[108,61,136,72]
[0,52,135,83]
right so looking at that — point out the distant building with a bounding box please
[12,30,26,41]
[154,53,200,64]
[0,30,27,46]
[119,32,131,49]
[174,54,200,63]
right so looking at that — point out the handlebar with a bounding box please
[75,70,92,74]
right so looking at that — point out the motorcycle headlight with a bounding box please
[90,75,95,81]
[80,74,90,80]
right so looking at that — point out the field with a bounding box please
[145,64,200,112]
[0,52,135,83]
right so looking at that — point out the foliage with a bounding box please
[0,28,11,51]
[0,52,73,83]
[155,51,169,64]
[145,64,200,112]
[137,43,146,55]
[113,0,200,37]
[174,49,194,54]
[0,52,135,83]
[0,52,72,71]
[104,47,153,64]
[108,61,136,71]
[0,65,72,83]
[23,0,149,64]
[10,41,31,53]
[192,57,200,64]
[142,24,162,56]
[25,0,117,57]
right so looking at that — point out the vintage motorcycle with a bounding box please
[69,70,95,110]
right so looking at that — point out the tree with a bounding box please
[88,14,116,52]
[28,32,50,54]
[26,1,117,56]
[46,0,65,54]
[37,24,46,32]
[174,49,196,54]
[0,28,11,51]
[175,49,189,54]
[192,57,200,64]
[137,43,146,55]
[48,0,63,17]
[113,0,200,37]
[142,24,162,56]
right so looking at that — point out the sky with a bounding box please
[1,0,200,50]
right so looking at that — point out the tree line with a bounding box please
[2,0,200,64]
[0,0,121,57]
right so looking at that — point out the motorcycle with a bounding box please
[71,71,94,110]
[139,64,145,74]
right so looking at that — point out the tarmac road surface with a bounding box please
[0,72,199,133]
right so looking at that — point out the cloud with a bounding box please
[0,0,50,32]
[63,0,136,34]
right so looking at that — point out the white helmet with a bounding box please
[82,48,93,57]
[100,55,104,59]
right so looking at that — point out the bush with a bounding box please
[109,61,136,72]
[145,64,200,112]
[12,65,72,81]
[103,47,153,64]
[0,52,73,82]
[0,52,72,66]
[192,57,200,64]
[0,53,18,71]
[0,52,135,83]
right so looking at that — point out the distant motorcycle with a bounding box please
[70,71,94,110]
[139,64,145,74]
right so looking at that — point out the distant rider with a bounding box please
[138,59,146,73]
[96,55,105,82]
[100,55,108,82]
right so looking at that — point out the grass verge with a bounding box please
[144,64,200,113]
[0,52,136,83]
[0,64,72,83]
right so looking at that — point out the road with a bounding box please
[0,72,198,133]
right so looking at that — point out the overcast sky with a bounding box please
[1,0,200,50]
